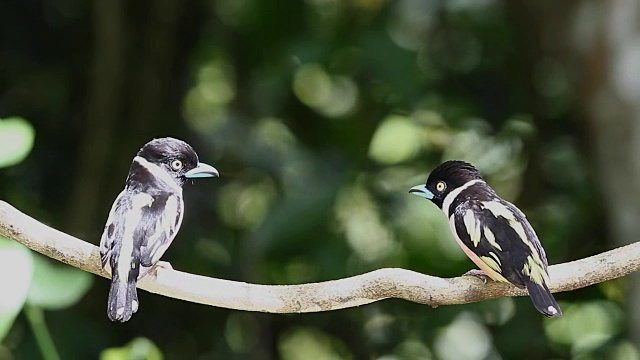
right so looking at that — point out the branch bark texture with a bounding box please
[0,201,637,313]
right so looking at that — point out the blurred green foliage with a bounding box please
[27,253,93,311]
[100,338,163,360]
[0,0,628,359]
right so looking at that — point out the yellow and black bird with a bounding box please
[99,137,219,322]
[409,160,561,317]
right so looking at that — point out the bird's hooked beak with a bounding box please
[409,184,434,200]
[184,162,219,179]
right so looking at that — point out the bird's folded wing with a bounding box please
[452,199,549,286]
[137,192,184,276]
[99,190,128,271]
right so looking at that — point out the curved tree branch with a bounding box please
[0,200,637,313]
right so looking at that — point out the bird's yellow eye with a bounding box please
[170,160,183,170]
[436,181,446,192]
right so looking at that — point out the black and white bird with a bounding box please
[409,160,561,317]
[99,137,219,322]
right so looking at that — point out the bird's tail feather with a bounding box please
[107,272,139,322]
[525,281,562,317]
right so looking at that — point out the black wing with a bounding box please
[136,191,184,278]
[99,190,128,272]
[452,198,549,287]
[99,189,183,279]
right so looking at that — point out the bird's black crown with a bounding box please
[427,160,483,185]
[424,160,484,208]
[138,138,199,166]
[134,137,202,185]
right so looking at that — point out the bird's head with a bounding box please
[409,160,483,209]
[137,137,219,186]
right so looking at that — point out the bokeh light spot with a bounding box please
[183,58,235,133]
[434,313,492,360]
[293,63,332,108]
[335,184,398,263]
[218,178,277,230]
[279,327,350,360]
[369,115,422,165]
[293,63,359,118]
[545,301,623,355]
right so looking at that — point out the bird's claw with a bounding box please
[149,261,173,278]
[463,269,490,284]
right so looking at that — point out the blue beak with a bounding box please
[184,162,219,179]
[409,184,434,200]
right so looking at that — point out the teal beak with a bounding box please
[409,184,434,200]
[184,162,219,179]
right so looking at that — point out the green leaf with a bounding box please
[0,117,35,168]
[27,253,93,310]
[0,237,34,341]
[100,338,164,360]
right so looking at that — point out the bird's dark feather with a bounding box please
[101,189,182,277]
[137,192,182,273]
[427,160,483,189]
[137,137,199,170]
[99,190,127,269]
[127,160,180,192]
[450,185,549,286]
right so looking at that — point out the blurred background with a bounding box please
[0,0,638,359]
